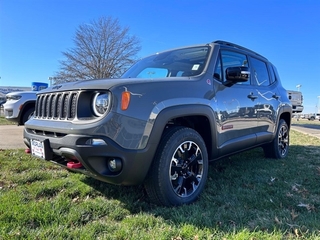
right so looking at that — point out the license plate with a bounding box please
[31,139,46,159]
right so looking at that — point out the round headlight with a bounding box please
[92,92,110,117]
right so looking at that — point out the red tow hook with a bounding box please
[25,148,31,154]
[67,161,83,169]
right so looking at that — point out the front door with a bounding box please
[213,50,259,155]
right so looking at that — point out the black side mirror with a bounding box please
[225,66,250,83]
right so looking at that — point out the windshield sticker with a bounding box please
[192,64,200,70]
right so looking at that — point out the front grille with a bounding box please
[34,91,79,120]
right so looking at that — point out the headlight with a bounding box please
[7,95,22,101]
[92,92,110,117]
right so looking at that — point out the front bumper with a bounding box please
[23,127,155,186]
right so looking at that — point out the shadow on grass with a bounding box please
[81,144,320,235]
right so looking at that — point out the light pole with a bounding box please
[48,77,55,87]
[48,77,64,86]
[296,84,302,92]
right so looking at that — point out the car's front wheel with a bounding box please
[145,126,208,206]
[21,107,35,125]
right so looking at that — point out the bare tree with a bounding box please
[54,16,141,84]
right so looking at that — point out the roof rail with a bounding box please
[213,40,266,59]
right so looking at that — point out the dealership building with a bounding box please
[0,82,48,104]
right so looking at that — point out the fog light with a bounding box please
[108,158,122,172]
[7,110,13,117]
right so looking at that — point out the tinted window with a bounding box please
[215,50,250,85]
[267,64,276,84]
[213,55,222,81]
[250,57,270,86]
[271,65,281,83]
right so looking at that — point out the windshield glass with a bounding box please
[122,46,210,78]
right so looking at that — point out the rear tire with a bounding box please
[145,126,208,206]
[263,119,289,159]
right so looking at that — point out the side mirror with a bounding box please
[225,66,250,83]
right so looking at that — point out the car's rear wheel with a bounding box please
[263,119,289,159]
[145,126,208,206]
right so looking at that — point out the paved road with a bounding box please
[291,122,320,139]
[0,123,319,150]
[0,125,26,149]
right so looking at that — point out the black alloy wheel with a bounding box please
[145,126,208,206]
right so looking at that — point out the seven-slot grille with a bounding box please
[34,91,79,120]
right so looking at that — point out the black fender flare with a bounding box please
[146,104,218,156]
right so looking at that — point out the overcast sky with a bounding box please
[1,0,320,113]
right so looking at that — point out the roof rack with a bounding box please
[213,40,266,59]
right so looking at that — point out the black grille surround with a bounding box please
[34,91,81,121]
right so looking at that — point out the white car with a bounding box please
[3,91,37,125]
[307,114,320,121]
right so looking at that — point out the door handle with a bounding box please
[272,94,280,100]
[247,93,258,100]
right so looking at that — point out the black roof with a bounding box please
[214,40,266,59]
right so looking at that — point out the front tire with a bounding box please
[21,107,35,125]
[145,126,208,206]
[263,119,289,159]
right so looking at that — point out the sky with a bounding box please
[1,0,320,113]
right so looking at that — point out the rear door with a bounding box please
[249,56,279,143]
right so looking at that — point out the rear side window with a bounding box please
[250,57,270,86]
[271,65,281,83]
[267,64,276,84]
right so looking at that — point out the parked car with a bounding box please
[24,40,292,206]
[287,90,303,113]
[308,114,320,121]
[3,91,37,125]
[0,100,6,109]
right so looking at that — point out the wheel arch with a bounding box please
[148,104,217,160]
[277,104,292,130]
[18,100,36,124]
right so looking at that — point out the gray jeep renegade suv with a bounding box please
[24,40,292,206]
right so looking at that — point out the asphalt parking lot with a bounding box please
[0,125,26,149]
[291,122,320,139]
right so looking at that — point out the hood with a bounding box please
[38,77,178,93]
[6,91,37,96]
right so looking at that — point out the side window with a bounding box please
[220,50,250,85]
[250,57,270,86]
[267,64,276,84]
[271,65,281,83]
[213,55,222,81]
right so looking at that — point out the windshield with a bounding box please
[122,46,210,78]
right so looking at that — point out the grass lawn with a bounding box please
[0,116,16,125]
[0,126,320,239]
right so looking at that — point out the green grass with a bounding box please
[0,130,320,239]
[0,116,16,125]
